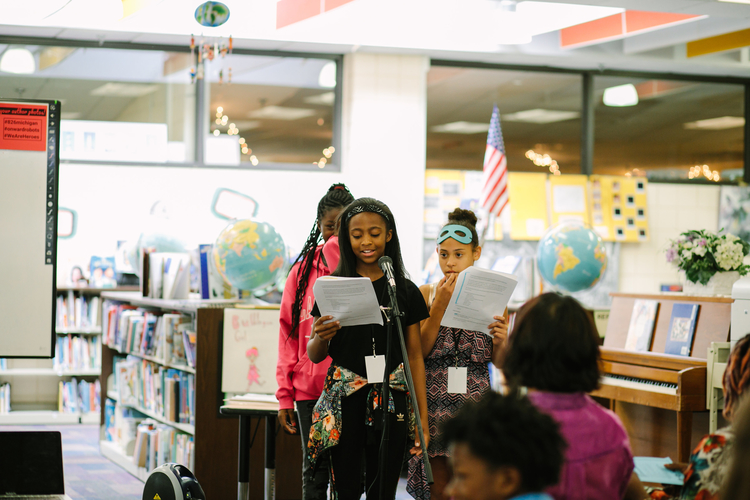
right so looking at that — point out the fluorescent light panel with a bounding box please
[304,92,335,106]
[431,122,490,134]
[603,84,639,107]
[90,83,159,97]
[684,116,745,130]
[502,109,580,123]
[248,106,316,120]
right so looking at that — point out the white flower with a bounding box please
[726,234,740,242]
[693,245,707,257]
[714,241,744,270]
[683,241,693,249]
[681,249,693,260]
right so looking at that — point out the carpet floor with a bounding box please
[0,424,415,500]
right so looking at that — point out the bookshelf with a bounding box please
[0,286,138,424]
[98,291,238,499]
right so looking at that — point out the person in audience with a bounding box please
[720,395,750,499]
[407,208,508,500]
[442,390,566,500]
[502,292,646,500]
[275,183,354,500]
[655,334,750,500]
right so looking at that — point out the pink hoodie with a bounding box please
[275,236,340,409]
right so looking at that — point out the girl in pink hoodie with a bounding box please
[276,183,354,500]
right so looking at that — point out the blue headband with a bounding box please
[437,224,473,244]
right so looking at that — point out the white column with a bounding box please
[340,53,429,280]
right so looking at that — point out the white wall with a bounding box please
[619,183,721,294]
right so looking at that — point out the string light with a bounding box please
[314,146,336,168]
[689,165,721,182]
[525,149,560,174]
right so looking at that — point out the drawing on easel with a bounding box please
[246,346,265,390]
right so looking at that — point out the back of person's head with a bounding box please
[289,183,354,338]
[442,208,479,248]
[723,334,750,420]
[720,396,750,498]
[442,391,565,500]
[334,197,407,282]
[502,292,600,393]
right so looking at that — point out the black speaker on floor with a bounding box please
[142,464,206,500]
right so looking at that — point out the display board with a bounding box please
[0,99,60,357]
[221,306,280,395]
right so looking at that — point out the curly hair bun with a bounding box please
[328,183,351,194]
[448,208,478,227]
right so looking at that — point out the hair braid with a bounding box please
[288,183,354,339]
[723,334,750,419]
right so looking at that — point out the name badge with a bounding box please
[447,367,468,394]
[365,355,386,384]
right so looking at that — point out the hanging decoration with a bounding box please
[190,2,233,84]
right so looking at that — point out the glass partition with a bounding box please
[426,66,582,175]
[593,76,744,181]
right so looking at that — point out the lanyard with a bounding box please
[452,328,463,368]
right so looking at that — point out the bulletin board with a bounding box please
[508,172,548,240]
[221,306,280,395]
[590,176,649,242]
[0,99,60,357]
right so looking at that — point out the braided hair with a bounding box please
[444,208,479,247]
[288,183,354,339]
[723,334,750,419]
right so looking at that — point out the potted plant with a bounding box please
[665,229,750,296]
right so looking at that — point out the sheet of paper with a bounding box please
[312,276,384,327]
[633,457,684,486]
[447,367,468,393]
[553,184,586,213]
[441,267,518,335]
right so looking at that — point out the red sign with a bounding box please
[0,103,48,152]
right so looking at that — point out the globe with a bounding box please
[537,223,607,293]
[212,219,286,294]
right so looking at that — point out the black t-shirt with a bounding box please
[312,275,429,377]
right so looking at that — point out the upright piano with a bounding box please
[592,293,732,462]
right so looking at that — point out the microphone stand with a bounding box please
[378,282,433,500]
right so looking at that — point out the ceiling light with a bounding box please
[90,83,159,97]
[603,84,639,107]
[0,47,35,74]
[248,106,316,120]
[318,62,337,89]
[717,0,750,3]
[684,116,745,130]
[431,121,490,134]
[304,92,336,106]
[502,109,580,124]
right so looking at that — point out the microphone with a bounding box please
[378,256,397,291]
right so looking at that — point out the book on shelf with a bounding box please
[0,383,9,414]
[116,356,195,426]
[624,299,659,352]
[53,335,101,371]
[58,378,101,414]
[182,329,196,369]
[56,292,101,330]
[664,303,700,357]
[224,392,279,410]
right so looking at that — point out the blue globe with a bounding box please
[537,223,607,293]
[212,219,286,294]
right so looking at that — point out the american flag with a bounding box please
[480,105,509,217]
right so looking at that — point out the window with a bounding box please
[206,55,338,168]
[0,45,195,163]
[593,76,744,182]
[427,66,582,175]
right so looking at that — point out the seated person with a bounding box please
[442,390,566,500]
[720,395,750,498]
[502,292,645,500]
[656,334,750,500]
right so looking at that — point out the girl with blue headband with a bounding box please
[407,208,509,500]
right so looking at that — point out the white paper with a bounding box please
[312,276,384,327]
[365,355,386,384]
[553,185,586,213]
[447,367,468,393]
[633,456,684,486]
[441,267,518,335]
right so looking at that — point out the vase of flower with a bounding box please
[682,270,740,296]
[666,230,750,297]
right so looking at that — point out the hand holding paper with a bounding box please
[312,276,384,327]
[440,267,518,335]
